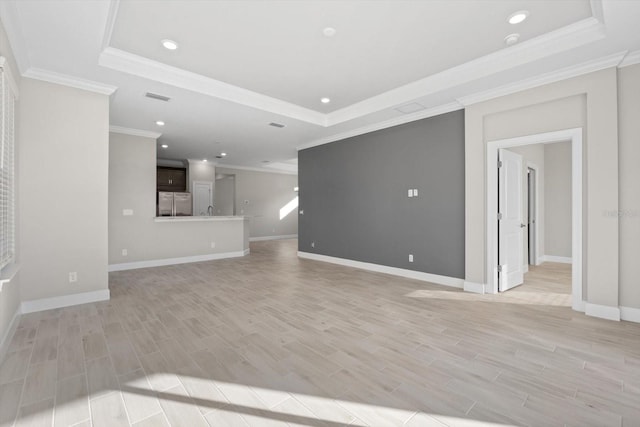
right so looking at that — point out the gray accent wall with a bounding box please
[298,110,465,279]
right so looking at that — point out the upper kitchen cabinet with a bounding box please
[157,166,187,192]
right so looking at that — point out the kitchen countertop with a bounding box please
[154,216,247,222]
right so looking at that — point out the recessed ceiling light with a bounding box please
[156,120,165,126]
[323,27,336,37]
[504,33,520,46]
[161,144,168,149]
[203,159,207,162]
[321,97,331,104]
[508,11,529,25]
[220,152,227,157]
[161,39,178,50]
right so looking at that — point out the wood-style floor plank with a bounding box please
[3,239,640,426]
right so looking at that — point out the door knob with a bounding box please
[520,223,527,228]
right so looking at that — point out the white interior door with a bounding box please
[498,149,524,292]
[193,181,213,216]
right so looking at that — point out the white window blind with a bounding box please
[0,66,15,271]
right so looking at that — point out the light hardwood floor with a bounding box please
[1,239,639,426]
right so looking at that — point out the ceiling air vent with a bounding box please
[269,122,285,128]
[145,92,171,102]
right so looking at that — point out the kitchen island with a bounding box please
[109,215,249,271]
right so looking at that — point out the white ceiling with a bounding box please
[1,0,639,171]
[110,0,592,112]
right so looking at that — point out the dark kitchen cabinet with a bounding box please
[157,166,187,192]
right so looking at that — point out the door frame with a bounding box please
[526,163,540,268]
[486,128,584,312]
[192,181,213,216]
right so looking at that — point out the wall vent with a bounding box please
[269,122,285,128]
[145,92,171,102]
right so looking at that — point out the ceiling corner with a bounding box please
[101,0,121,50]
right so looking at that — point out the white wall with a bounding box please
[109,133,248,266]
[544,141,572,258]
[466,68,619,310]
[216,167,298,239]
[0,15,21,358]
[618,64,640,309]
[18,78,110,302]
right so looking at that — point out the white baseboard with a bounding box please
[540,255,572,264]
[250,234,297,242]
[0,306,21,363]
[463,281,485,294]
[620,306,640,323]
[585,303,621,322]
[108,249,249,272]
[21,289,111,315]
[297,251,464,288]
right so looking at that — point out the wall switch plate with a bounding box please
[409,254,414,262]
[123,209,133,216]
[413,189,418,197]
[69,272,78,283]
[211,242,216,248]
[311,242,315,248]
[122,249,127,256]
[299,210,304,215]
[408,189,413,198]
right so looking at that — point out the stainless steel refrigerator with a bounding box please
[158,192,192,216]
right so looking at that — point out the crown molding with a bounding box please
[216,163,298,175]
[99,47,326,126]
[101,0,120,50]
[0,0,30,74]
[187,158,216,166]
[590,0,605,24]
[619,49,640,68]
[323,17,605,126]
[0,57,20,99]
[298,102,463,151]
[109,125,161,139]
[97,12,605,129]
[24,67,117,95]
[457,50,627,106]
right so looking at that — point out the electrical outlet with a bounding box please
[408,189,413,198]
[122,209,133,216]
[69,272,78,283]
[413,189,418,197]
[122,249,128,256]
[211,242,216,249]
[409,254,414,263]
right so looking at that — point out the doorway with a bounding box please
[214,174,236,215]
[527,166,538,266]
[486,128,583,312]
[193,181,213,216]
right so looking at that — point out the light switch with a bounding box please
[413,189,418,197]
[408,189,413,198]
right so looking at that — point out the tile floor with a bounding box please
[1,239,639,426]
